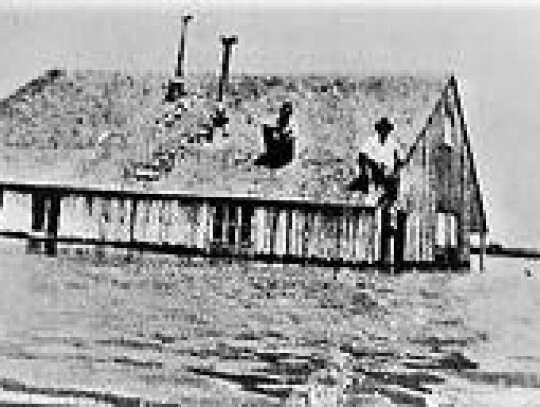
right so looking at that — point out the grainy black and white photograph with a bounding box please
[0,0,539,405]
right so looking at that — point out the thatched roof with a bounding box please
[0,69,448,205]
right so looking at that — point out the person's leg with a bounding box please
[387,175,399,202]
[372,163,386,190]
[355,152,372,193]
[378,174,399,207]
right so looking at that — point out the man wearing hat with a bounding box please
[353,117,404,202]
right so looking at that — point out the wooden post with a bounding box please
[269,207,278,256]
[354,211,361,262]
[343,211,350,262]
[75,197,85,241]
[141,199,149,243]
[129,199,138,244]
[254,207,263,255]
[195,202,207,250]
[288,209,295,257]
[305,210,314,259]
[380,206,393,268]
[319,212,327,260]
[223,203,230,249]
[109,198,117,242]
[203,201,213,252]
[419,139,427,262]
[285,209,292,257]
[44,193,61,256]
[234,204,242,253]
[301,209,309,259]
[276,209,286,258]
[265,208,272,255]
[118,198,125,241]
[148,200,157,244]
[373,209,381,265]
[213,203,222,249]
[31,192,46,231]
[479,230,486,272]
[335,210,341,261]
[29,191,47,253]
[94,197,106,258]
[240,202,254,255]
[394,210,407,270]
[313,210,319,260]
[297,209,303,258]
[349,211,356,262]
[321,211,328,260]
[294,209,300,257]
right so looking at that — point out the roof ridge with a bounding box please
[59,68,451,80]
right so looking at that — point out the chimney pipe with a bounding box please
[175,14,193,78]
[217,35,238,102]
[166,14,193,102]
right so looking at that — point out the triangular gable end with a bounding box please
[449,75,488,234]
[396,74,487,265]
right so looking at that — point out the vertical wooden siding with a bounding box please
[0,184,378,266]
[398,83,480,265]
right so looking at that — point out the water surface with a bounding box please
[0,240,539,406]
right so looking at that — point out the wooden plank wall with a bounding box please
[0,185,379,266]
[432,87,476,264]
[398,85,474,266]
[399,103,443,264]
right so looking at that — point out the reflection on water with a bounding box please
[0,239,539,406]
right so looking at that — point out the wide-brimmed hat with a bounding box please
[374,117,394,134]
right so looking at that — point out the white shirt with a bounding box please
[360,135,404,174]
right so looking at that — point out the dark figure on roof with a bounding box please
[157,99,189,131]
[195,103,230,144]
[256,101,299,168]
[349,117,404,204]
[275,101,298,139]
[212,103,230,138]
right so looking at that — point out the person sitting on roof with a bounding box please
[281,101,301,155]
[350,117,405,203]
[212,102,230,140]
[195,103,230,144]
[260,101,300,165]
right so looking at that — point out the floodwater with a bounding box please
[0,239,539,406]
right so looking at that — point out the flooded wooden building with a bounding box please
[0,69,486,269]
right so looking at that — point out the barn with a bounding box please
[0,68,487,269]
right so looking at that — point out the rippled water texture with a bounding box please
[0,240,539,406]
